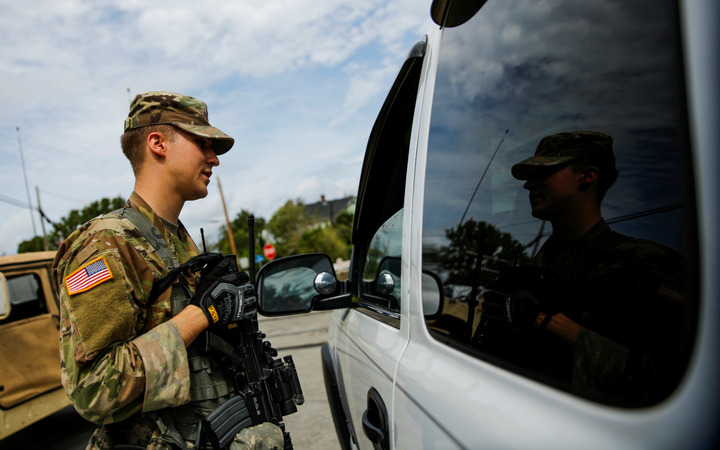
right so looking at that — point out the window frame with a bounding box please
[351,39,427,327]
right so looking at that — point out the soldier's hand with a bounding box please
[482,290,551,329]
[191,255,255,329]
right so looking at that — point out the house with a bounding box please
[304,195,355,224]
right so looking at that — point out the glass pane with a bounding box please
[7,274,42,305]
[362,209,403,312]
[422,0,695,407]
[0,273,48,324]
[0,274,8,318]
[260,267,317,313]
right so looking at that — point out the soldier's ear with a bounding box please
[579,165,599,186]
[147,132,168,158]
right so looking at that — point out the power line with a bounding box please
[606,203,683,225]
[0,193,31,209]
[38,189,86,204]
[0,193,55,225]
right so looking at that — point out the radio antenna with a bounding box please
[459,129,509,226]
[200,228,207,253]
[248,215,256,285]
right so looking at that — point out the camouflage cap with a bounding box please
[511,131,614,180]
[124,91,234,155]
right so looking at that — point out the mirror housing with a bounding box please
[256,253,352,316]
[0,272,10,320]
[431,0,487,28]
[422,270,443,319]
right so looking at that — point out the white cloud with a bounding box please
[0,0,431,255]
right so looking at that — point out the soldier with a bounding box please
[52,92,283,449]
[481,131,690,405]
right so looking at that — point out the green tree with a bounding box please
[298,226,350,261]
[17,196,126,253]
[211,198,355,266]
[266,199,313,258]
[17,236,47,253]
[265,199,355,262]
[333,209,354,248]
[213,209,267,263]
[434,218,531,287]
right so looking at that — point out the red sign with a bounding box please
[263,243,276,260]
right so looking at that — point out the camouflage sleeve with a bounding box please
[54,221,191,424]
[572,326,669,401]
[571,328,630,396]
[570,249,688,401]
[133,320,191,412]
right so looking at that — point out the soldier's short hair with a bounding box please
[120,125,177,175]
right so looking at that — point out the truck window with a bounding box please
[354,41,425,326]
[362,209,403,313]
[0,273,49,325]
[421,0,697,407]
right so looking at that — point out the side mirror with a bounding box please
[256,253,351,316]
[422,270,443,320]
[431,0,486,27]
[0,273,10,320]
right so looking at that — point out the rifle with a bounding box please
[149,251,303,449]
[196,216,304,449]
[196,299,304,449]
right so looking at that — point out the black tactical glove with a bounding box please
[482,290,552,329]
[190,254,256,329]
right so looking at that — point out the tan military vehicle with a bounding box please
[0,251,70,439]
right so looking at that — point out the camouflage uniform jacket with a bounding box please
[52,192,201,443]
[535,219,689,404]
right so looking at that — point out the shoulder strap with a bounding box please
[112,207,178,269]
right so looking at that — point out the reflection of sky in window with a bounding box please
[423,0,688,252]
[369,209,404,257]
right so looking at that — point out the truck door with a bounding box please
[0,255,63,410]
[331,40,426,450]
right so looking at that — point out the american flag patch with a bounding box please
[65,256,114,295]
[657,277,687,305]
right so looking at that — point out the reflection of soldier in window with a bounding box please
[481,131,689,406]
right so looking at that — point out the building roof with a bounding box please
[305,195,355,222]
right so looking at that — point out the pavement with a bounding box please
[259,310,342,450]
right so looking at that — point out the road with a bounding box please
[260,311,341,450]
[0,310,340,450]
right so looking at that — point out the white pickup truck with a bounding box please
[254,0,719,448]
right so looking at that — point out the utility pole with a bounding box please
[217,177,237,256]
[16,127,39,249]
[36,186,49,251]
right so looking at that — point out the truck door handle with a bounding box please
[362,387,389,450]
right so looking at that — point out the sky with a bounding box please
[0,0,433,255]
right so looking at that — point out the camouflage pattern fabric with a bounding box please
[53,192,283,449]
[230,423,285,450]
[533,219,689,404]
[53,193,200,443]
[85,421,283,450]
[124,91,234,155]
